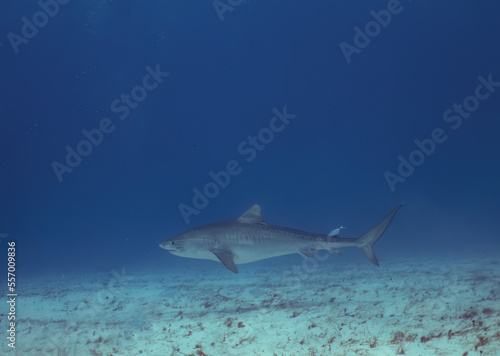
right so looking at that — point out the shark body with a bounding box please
[160,204,401,273]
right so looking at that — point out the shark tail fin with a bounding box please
[356,205,402,266]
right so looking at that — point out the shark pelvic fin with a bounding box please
[237,204,266,225]
[329,248,342,256]
[300,247,341,258]
[212,249,239,273]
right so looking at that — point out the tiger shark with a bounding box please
[159,204,401,273]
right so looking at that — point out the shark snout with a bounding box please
[159,241,171,250]
[159,240,180,251]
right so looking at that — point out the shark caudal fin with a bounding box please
[357,205,402,266]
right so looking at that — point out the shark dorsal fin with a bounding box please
[237,204,266,224]
[212,249,239,273]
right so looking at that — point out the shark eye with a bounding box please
[171,241,175,245]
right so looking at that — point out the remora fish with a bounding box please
[160,204,401,273]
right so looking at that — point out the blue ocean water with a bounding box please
[1,1,500,355]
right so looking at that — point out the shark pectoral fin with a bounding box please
[212,250,239,273]
[299,248,316,258]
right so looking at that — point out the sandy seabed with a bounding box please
[2,255,500,356]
